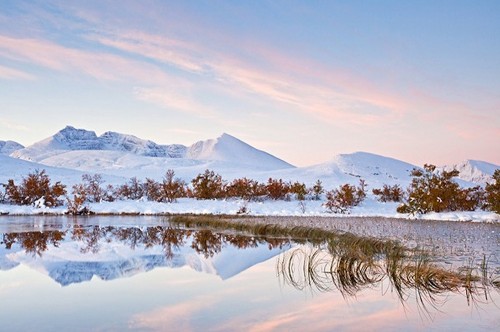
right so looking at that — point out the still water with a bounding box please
[0,216,498,331]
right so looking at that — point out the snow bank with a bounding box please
[1,198,498,223]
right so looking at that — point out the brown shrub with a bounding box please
[162,169,186,202]
[66,183,90,215]
[372,184,404,202]
[324,180,366,214]
[266,178,290,200]
[5,170,66,207]
[191,170,225,200]
[311,180,324,200]
[226,177,261,200]
[290,181,307,201]
[485,169,500,214]
[114,177,145,200]
[397,164,485,214]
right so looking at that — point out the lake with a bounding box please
[0,216,498,331]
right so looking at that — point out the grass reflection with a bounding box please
[171,215,500,317]
[276,244,499,318]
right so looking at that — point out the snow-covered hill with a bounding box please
[0,140,23,155]
[442,160,499,185]
[0,154,124,186]
[187,133,294,170]
[259,151,417,190]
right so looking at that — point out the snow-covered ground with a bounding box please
[1,197,498,223]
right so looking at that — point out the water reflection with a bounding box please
[3,231,65,256]
[0,219,499,331]
[0,225,290,285]
[2,226,289,259]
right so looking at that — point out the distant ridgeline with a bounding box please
[9,126,293,171]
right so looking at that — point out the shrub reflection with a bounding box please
[1,225,289,259]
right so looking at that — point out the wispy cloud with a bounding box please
[0,33,211,114]
[85,29,405,125]
[128,295,218,331]
[0,65,35,80]
[88,31,206,74]
[0,35,170,83]
[133,86,214,117]
[0,19,407,126]
[0,118,30,131]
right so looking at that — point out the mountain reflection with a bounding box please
[0,225,291,285]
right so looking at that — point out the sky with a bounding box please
[0,0,499,167]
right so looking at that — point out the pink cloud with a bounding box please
[0,65,35,80]
[0,35,170,83]
[84,29,406,125]
[129,295,218,331]
[133,86,215,117]
[88,31,205,74]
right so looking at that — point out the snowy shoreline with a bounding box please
[1,198,498,223]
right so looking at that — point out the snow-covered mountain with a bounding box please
[186,133,294,170]
[11,126,293,173]
[0,140,24,155]
[3,126,498,189]
[11,126,186,162]
[442,160,499,185]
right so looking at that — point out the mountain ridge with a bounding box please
[0,140,24,155]
[11,126,187,161]
[4,126,498,188]
[11,126,294,171]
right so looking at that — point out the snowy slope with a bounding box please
[186,133,294,170]
[0,140,24,155]
[0,154,124,187]
[442,160,499,185]
[259,151,418,190]
[24,150,279,182]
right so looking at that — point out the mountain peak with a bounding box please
[0,140,24,155]
[187,133,294,170]
[11,127,294,170]
[53,126,100,149]
[219,132,234,139]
